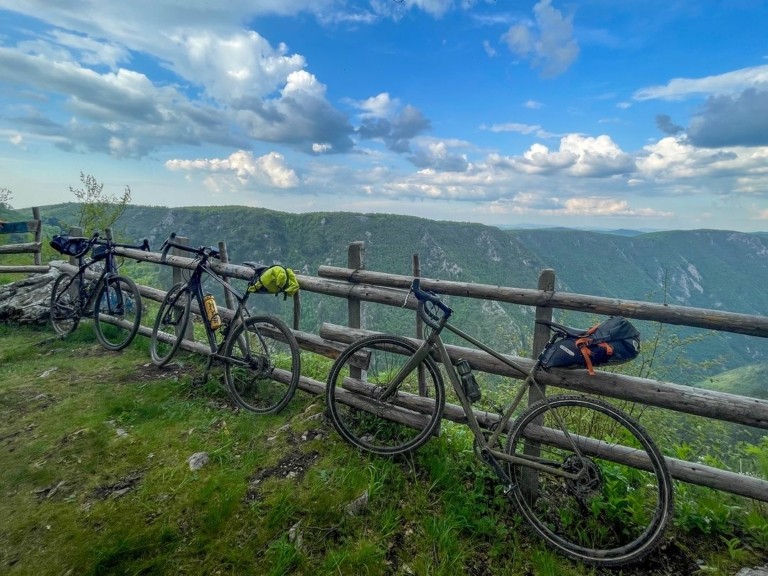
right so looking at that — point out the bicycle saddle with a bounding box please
[535,319,587,338]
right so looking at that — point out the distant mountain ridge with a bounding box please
[27,203,768,384]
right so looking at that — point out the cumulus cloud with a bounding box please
[408,140,469,172]
[501,0,579,77]
[489,134,635,177]
[636,65,768,149]
[687,89,768,148]
[485,195,671,218]
[168,31,306,103]
[166,150,299,188]
[636,137,768,182]
[353,93,431,153]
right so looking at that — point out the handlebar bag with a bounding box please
[50,234,88,257]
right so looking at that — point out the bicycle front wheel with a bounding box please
[150,283,191,366]
[506,395,673,566]
[223,315,301,414]
[93,275,142,351]
[50,271,81,336]
[326,334,445,456]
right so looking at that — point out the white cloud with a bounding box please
[483,122,542,135]
[489,134,635,177]
[166,150,300,188]
[634,64,768,101]
[169,31,306,103]
[501,0,579,77]
[353,92,399,119]
[636,137,768,183]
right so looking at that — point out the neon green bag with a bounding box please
[247,265,300,299]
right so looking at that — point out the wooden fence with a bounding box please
[0,207,47,274]
[44,238,768,503]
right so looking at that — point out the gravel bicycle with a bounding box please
[325,278,673,566]
[149,233,301,414]
[50,232,148,350]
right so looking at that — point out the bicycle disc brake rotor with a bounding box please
[562,454,603,499]
[247,353,274,377]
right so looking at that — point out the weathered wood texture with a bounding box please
[0,208,44,267]
[317,265,768,338]
[319,323,768,430]
[0,265,49,273]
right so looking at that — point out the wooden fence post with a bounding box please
[172,236,194,342]
[521,269,555,501]
[413,253,427,396]
[33,207,42,266]
[347,242,365,330]
[348,241,365,380]
[217,241,236,310]
[67,227,83,267]
[529,269,555,404]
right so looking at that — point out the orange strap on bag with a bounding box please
[576,335,614,376]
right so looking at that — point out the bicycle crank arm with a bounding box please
[480,447,517,495]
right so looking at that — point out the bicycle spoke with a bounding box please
[150,284,191,366]
[326,335,445,455]
[506,395,673,566]
[93,276,142,350]
[50,272,80,336]
[224,316,300,414]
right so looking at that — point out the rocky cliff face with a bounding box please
[0,269,58,325]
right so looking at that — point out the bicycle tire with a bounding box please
[93,275,142,351]
[150,283,191,366]
[326,334,445,456]
[223,315,301,414]
[506,394,673,566]
[50,271,81,336]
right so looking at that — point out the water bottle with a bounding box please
[456,358,481,403]
[202,293,222,330]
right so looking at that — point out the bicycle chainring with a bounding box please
[562,454,603,500]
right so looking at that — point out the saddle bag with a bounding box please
[540,316,641,375]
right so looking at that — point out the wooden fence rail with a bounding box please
[0,207,47,274]
[47,238,768,503]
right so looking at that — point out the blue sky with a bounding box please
[1,0,768,231]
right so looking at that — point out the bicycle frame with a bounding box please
[69,248,119,313]
[177,258,251,356]
[382,307,583,487]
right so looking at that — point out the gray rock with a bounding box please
[187,452,209,471]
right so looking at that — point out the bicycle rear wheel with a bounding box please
[93,275,142,351]
[50,271,81,336]
[326,334,445,456]
[150,283,191,366]
[506,395,673,566]
[223,315,300,414]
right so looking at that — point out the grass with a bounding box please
[1,323,767,575]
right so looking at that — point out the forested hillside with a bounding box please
[25,203,768,386]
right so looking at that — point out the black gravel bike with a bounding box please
[50,232,149,350]
[326,278,673,566]
[149,233,301,414]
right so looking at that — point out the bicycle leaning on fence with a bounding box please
[149,233,301,415]
[325,278,673,566]
[50,232,149,351]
